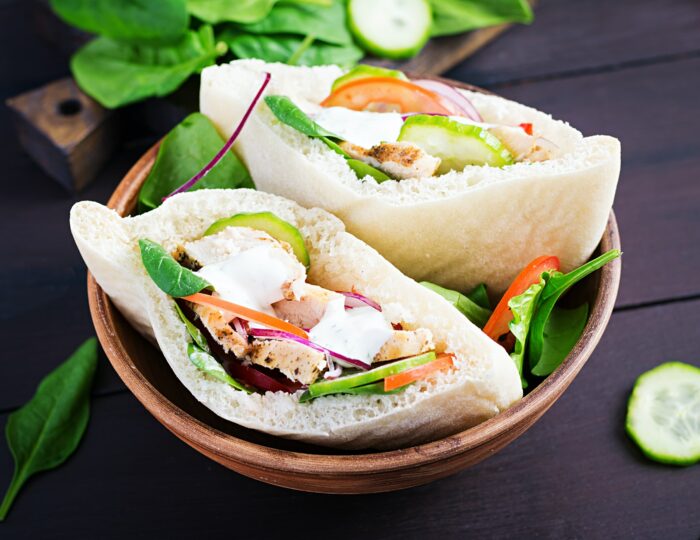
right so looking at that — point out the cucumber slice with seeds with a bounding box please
[626,362,700,466]
[204,212,310,268]
[399,115,514,173]
[348,0,432,60]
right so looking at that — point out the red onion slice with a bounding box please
[412,79,482,122]
[163,72,272,200]
[249,328,371,370]
[338,291,382,311]
[231,318,249,340]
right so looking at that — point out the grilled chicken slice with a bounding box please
[273,284,344,328]
[340,141,441,180]
[190,303,250,358]
[250,339,327,385]
[374,329,434,362]
[489,126,560,162]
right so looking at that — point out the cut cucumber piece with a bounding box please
[348,0,432,60]
[332,65,408,91]
[299,381,407,402]
[307,351,436,398]
[626,362,700,466]
[204,212,310,268]
[399,115,513,173]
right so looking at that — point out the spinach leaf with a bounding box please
[265,95,339,137]
[138,113,253,213]
[347,159,390,183]
[467,283,490,310]
[71,25,225,108]
[187,0,330,24]
[50,0,189,44]
[531,304,589,377]
[187,344,250,392]
[237,1,352,45]
[528,249,621,366]
[174,303,210,352]
[420,281,491,328]
[0,338,98,521]
[429,0,533,37]
[228,33,362,67]
[139,238,212,297]
[508,280,544,388]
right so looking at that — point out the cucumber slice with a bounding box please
[307,351,436,398]
[348,0,432,60]
[204,212,310,268]
[332,65,408,91]
[399,115,514,173]
[626,362,700,466]
[299,381,406,402]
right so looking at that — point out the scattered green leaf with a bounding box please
[138,238,212,297]
[420,281,491,327]
[71,25,225,108]
[137,113,253,213]
[429,0,533,37]
[50,0,189,44]
[0,338,98,521]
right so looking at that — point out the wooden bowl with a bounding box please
[87,80,622,494]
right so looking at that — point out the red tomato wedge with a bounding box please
[384,353,455,391]
[519,122,534,135]
[482,255,560,342]
[182,293,308,340]
[321,77,452,114]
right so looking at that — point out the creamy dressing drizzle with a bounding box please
[309,298,393,366]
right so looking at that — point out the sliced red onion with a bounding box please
[163,72,272,200]
[338,291,382,311]
[248,328,371,370]
[412,79,482,122]
[231,318,249,340]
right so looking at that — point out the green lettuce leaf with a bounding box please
[508,279,544,388]
[420,281,491,327]
[429,0,533,37]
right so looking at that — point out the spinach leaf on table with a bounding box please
[71,25,225,108]
[227,33,362,67]
[187,0,330,24]
[0,338,98,521]
[420,281,491,328]
[531,304,589,377]
[528,249,621,369]
[139,238,212,297]
[236,1,353,45]
[508,280,544,388]
[138,113,253,212]
[429,0,533,37]
[50,0,189,44]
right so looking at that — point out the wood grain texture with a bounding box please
[85,77,621,492]
[446,0,700,87]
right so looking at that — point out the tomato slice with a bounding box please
[384,353,454,391]
[483,255,560,342]
[321,77,452,114]
[182,293,308,340]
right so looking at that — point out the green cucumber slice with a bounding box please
[331,65,408,91]
[348,0,432,60]
[299,381,407,402]
[204,212,310,268]
[398,115,514,172]
[626,362,700,466]
[307,351,436,398]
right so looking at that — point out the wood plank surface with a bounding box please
[446,0,700,87]
[1,300,698,538]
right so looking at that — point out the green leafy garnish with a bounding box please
[174,303,210,352]
[138,238,212,297]
[0,338,98,521]
[421,281,491,328]
[531,304,589,377]
[138,113,253,213]
[71,25,226,108]
[187,0,330,24]
[507,280,544,388]
[467,283,491,310]
[429,0,533,37]
[346,159,391,183]
[187,344,250,392]
[50,0,189,44]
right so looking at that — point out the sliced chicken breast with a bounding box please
[250,339,327,385]
[375,329,434,362]
[340,141,441,179]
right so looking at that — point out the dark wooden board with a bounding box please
[1,300,698,538]
[446,0,700,87]
[495,56,700,307]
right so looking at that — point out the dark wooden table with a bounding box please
[1,0,699,537]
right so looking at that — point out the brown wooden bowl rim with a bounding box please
[87,77,622,477]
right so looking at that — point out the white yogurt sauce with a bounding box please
[309,298,393,366]
[196,245,302,315]
[312,107,404,148]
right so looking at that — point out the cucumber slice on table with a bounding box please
[399,115,514,173]
[348,0,432,60]
[332,65,408,91]
[626,362,700,465]
[204,212,310,268]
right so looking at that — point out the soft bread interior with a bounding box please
[200,61,620,293]
[71,190,522,450]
